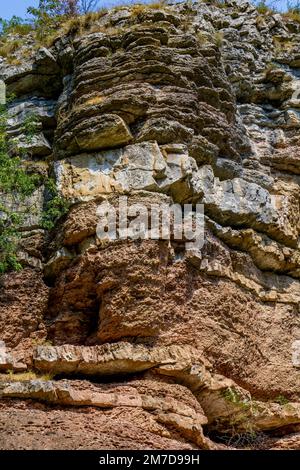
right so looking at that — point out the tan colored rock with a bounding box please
[43,248,74,279]
[44,238,300,400]
[207,218,300,278]
[4,343,300,436]
[0,342,13,371]
[59,191,174,246]
[55,114,133,155]
[0,378,212,449]
[0,269,48,348]
[54,141,198,202]
[0,342,27,372]
[269,433,300,450]
[33,342,205,376]
[262,147,300,175]
[55,153,122,202]
[0,403,198,450]
[2,0,300,451]
[194,373,300,433]
[31,342,300,434]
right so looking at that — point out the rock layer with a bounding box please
[0,0,300,450]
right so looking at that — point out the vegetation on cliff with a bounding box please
[0,102,40,273]
[2,1,300,43]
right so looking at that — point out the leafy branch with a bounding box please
[0,102,40,273]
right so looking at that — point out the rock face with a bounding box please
[0,269,48,349]
[0,0,300,450]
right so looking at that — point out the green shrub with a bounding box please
[0,95,69,272]
[221,387,252,410]
[0,207,23,274]
[256,1,271,14]
[40,178,69,230]
[21,114,41,143]
[0,16,33,37]
[27,0,69,40]
[274,395,290,405]
[0,102,40,273]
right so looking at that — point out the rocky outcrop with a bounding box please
[33,343,205,375]
[0,378,212,449]
[1,341,300,444]
[0,269,48,349]
[0,398,205,450]
[0,0,300,450]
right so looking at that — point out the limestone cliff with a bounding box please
[0,0,300,450]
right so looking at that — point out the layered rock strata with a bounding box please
[0,0,299,449]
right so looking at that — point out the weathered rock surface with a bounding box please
[2,341,300,443]
[33,342,205,376]
[0,378,212,448]
[0,269,48,349]
[0,399,203,450]
[0,0,300,450]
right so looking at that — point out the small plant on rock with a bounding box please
[256,1,273,14]
[0,39,22,58]
[40,178,69,230]
[274,395,290,405]
[21,113,41,143]
[0,16,33,37]
[221,387,252,410]
[214,31,224,48]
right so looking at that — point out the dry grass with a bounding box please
[31,338,53,347]
[273,36,294,53]
[131,1,167,18]
[79,24,123,36]
[147,1,168,9]
[62,8,108,37]
[38,8,109,46]
[79,9,108,31]
[256,14,266,27]
[21,48,34,59]
[0,370,55,382]
[0,39,22,58]
[214,31,224,47]
[211,430,269,450]
[256,2,273,15]
[35,30,61,48]
[62,15,83,36]
[131,4,149,17]
[8,23,33,36]
[211,0,230,8]
[0,9,109,50]
[0,22,33,38]
[196,31,209,45]
[6,57,22,66]
[283,10,300,24]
